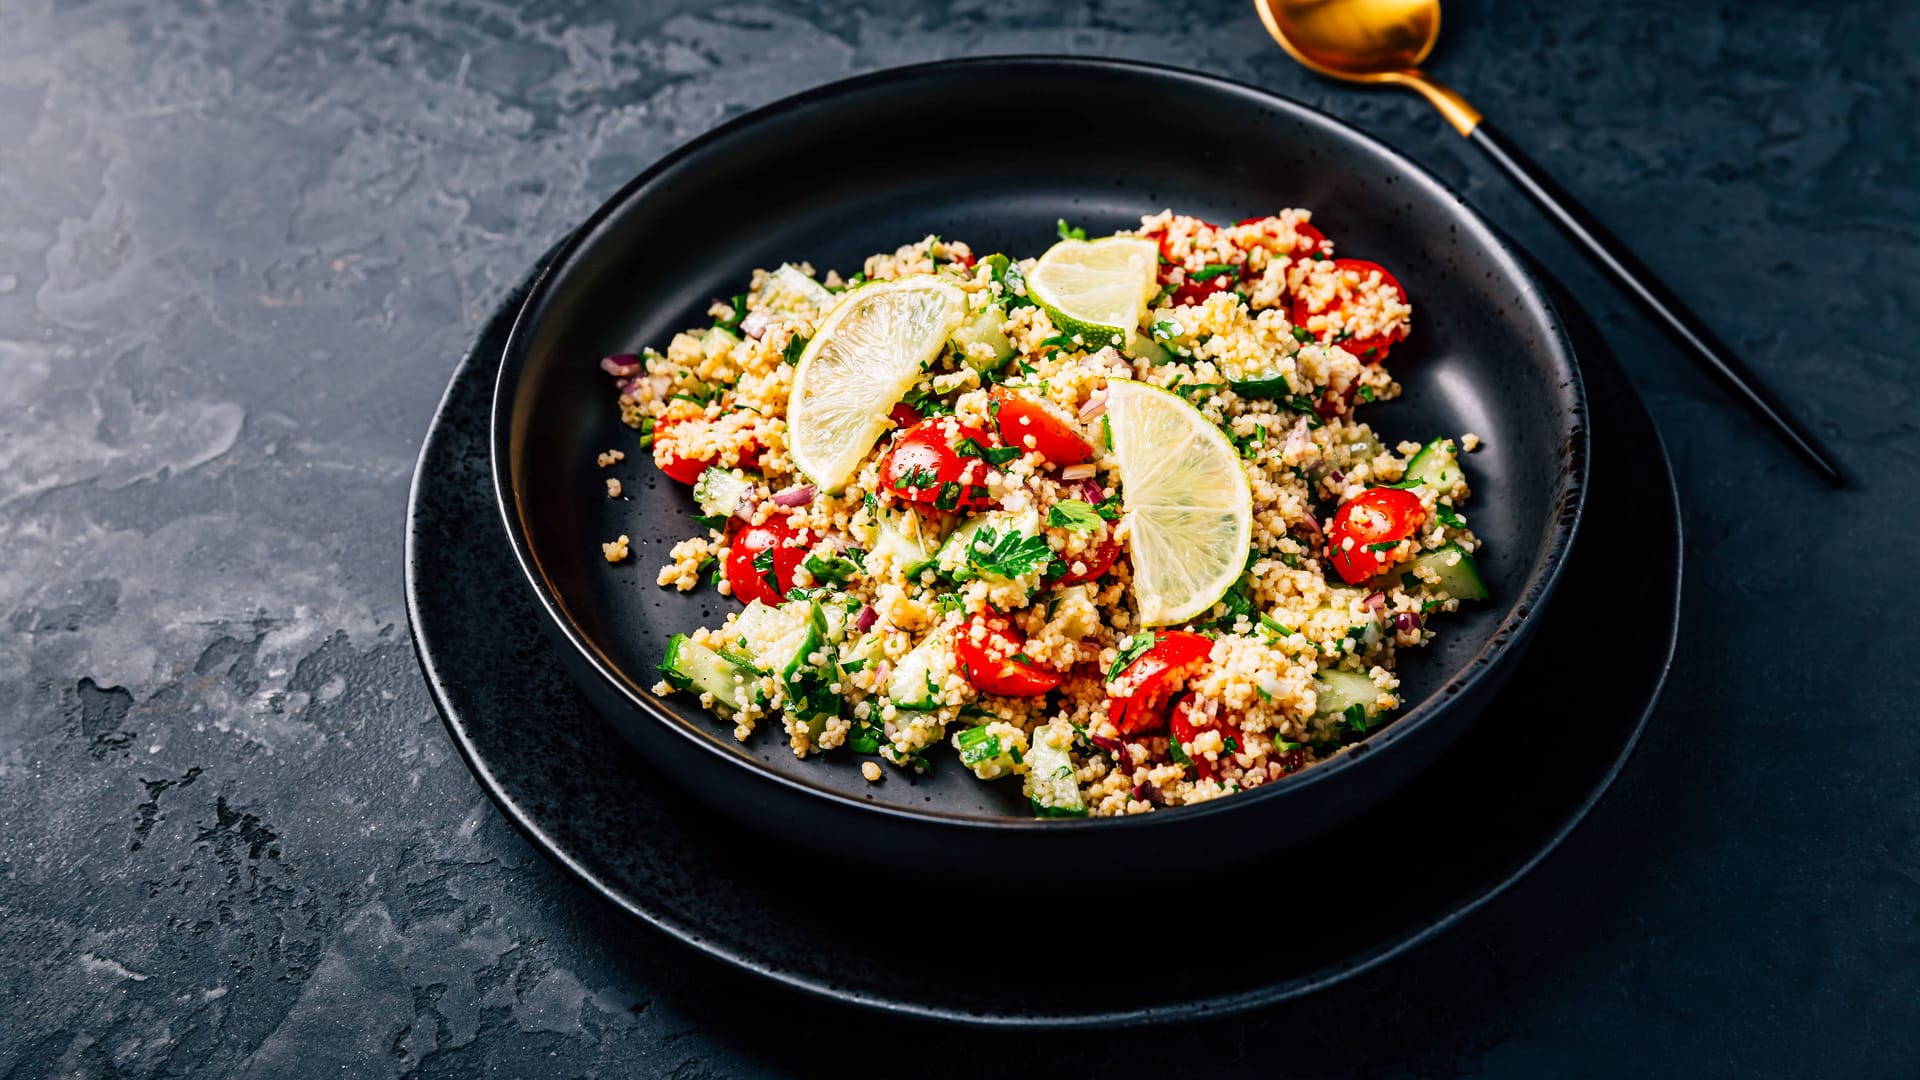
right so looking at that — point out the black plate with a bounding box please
[408,242,1676,1027]
[487,58,1589,879]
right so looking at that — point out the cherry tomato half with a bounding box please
[991,389,1093,467]
[1294,222,1328,259]
[1052,534,1119,586]
[1326,487,1426,585]
[1290,258,1409,364]
[878,418,996,512]
[1106,630,1215,737]
[1169,692,1245,780]
[654,419,760,485]
[888,401,923,429]
[953,615,1061,697]
[724,515,809,605]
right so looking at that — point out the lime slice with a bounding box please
[1025,236,1159,350]
[1104,379,1254,627]
[788,276,967,492]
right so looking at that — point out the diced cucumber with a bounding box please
[1024,719,1085,817]
[950,305,1015,374]
[1404,437,1462,491]
[692,466,756,523]
[1313,667,1383,719]
[1395,543,1488,601]
[887,628,953,710]
[777,598,840,727]
[732,599,800,654]
[954,722,1025,780]
[1126,332,1176,365]
[660,633,757,714]
[701,325,739,351]
[764,263,836,316]
[870,507,945,580]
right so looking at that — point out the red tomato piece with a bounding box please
[888,401,923,429]
[1053,534,1119,586]
[1169,692,1245,780]
[1326,487,1426,585]
[1290,258,1409,363]
[878,418,996,511]
[653,419,759,485]
[1294,222,1328,259]
[724,516,808,605]
[991,390,1092,467]
[953,615,1061,697]
[1106,631,1215,737]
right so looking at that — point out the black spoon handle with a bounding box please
[1467,119,1846,487]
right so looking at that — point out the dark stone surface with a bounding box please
[0,0,1912,1075]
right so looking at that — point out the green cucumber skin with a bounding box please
[661,633,752,714]
[1401,543,1489,601]
[1312,667,1381,718]
[1404,438,1462,490]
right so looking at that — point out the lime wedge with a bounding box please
[788,277,967,492]
[1025,237,1159,350]
[1104,379,1254,627]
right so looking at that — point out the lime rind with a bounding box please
[1026,237,1159,349]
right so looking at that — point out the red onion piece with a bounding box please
[770,484,816,507]
[1395,612,1422,632]
[1060,463,1097,481]
[1074,478,1107,505]
[1328,469,1345,485]
[1363,592,1387,614]
[739,310,770,340]
[600,353,642,378]
[854,605,877,633]
[1293,513,1324,545]
[1078,392,1108,421]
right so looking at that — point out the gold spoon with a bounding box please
[1255,0,1845,487]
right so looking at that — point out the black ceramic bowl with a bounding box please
[493,58,1587,886]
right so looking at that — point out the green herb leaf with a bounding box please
[1436,504,1466,529]
[1046,499,1103,532]
[1188,262,1239,283]
[1291,326,1316,344]
[1107,633,1157,682]
[956,725,1002,766]
[783,334,809,366]
[1056,218,1088,242]
[954,436,1020,466]
[960,526,1054,582]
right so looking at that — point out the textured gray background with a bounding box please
[1,0,1915,1076]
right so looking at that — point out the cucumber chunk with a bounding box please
[887,628,953,710]
[692,466,756,523]
[1024,719,1085,817]
[951,306,1015,374]
[1312,667,1383,719]
[870,506,945,580]
[1404,437,1462,491]
[660,633,757,714]
[764,263,836,317]
[1395,543,1489,601]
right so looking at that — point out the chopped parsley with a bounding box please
[714,293,747,331]
[1364,540,1404,553]
[1167,737,1194,768]
[933,481,962,512]
[957,526,1054,582]
[635,414,656,450]
[1056,218,1088,242]
[1343,702,1371,733]
[1188,262,1238,283]
[1046,499,1103,532]
[1151,319,1183,342]
[802,550,863,587]
[1107,633,1156,681]
[782,334,809,366]
[1094,492,1122,521]
[1436,504,1466,529]
[1291,326,1315,344]
[1357,385,1376,402]
[751,547,780,596]
[954,436,1020,466]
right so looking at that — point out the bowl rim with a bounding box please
[490,54,1590,834]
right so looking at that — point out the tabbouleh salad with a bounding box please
[596,209,1487,817]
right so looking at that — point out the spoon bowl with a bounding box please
[1257,0,1440,80]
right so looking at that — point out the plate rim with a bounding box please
[484,54,1594,834]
